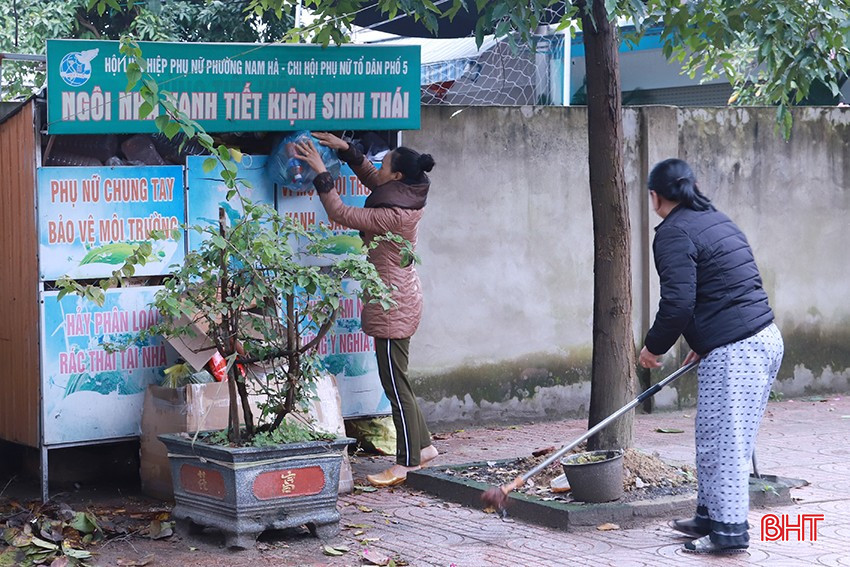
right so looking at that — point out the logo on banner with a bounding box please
[59,49,99,87]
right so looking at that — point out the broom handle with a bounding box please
[519,360,699,483]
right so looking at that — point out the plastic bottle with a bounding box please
[285,143,303,184]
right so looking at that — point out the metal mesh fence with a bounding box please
[419,33,568,106]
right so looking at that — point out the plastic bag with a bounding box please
[344,416,397,456]
[266,130,341,190]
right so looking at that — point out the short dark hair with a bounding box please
[390,146,435,182]
[648,158,714,212]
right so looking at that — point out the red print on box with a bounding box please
[253,467,326,500]
[179,465,226,500]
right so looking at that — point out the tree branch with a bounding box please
[75,11,101,39]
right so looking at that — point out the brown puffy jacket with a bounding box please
[317,148,427,340]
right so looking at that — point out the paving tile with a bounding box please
[814,553,850,567]
[6,396,845,567]
[501,531,616,556]
[653,541,772,563]
[573,523,679,551]
[328,397,850,567]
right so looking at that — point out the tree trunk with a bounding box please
[220,207,241,445]
[581,2,636,451]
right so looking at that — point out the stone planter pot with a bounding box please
[158,432,353,548]
[560,449,625,503]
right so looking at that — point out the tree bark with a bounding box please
[220,207,241,445]
[581,2,636,450]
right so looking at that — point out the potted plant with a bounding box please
[53,39,397,549]
[560,449,625,503]
[147,194,392,548]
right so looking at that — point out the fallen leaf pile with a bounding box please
[0,499,174,567]
[623,449,695,490]
[1,502,102,566]
[443,445,696,501]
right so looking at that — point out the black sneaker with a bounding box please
[668,517,711,538]
[683,535,748,554]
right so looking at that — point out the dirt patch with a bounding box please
[442,447,696,504]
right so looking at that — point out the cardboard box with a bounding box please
[165,315,217,372]
[140,374,353,499]
[139,382,231,500]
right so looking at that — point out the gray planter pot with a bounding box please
[158,432,353,549]
[560,449,625,503]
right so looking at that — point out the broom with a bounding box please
[480,361,699,513]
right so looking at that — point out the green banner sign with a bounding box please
[46,39,420,134]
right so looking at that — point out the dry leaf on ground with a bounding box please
[322,544,348,556]
[361,548,391,565]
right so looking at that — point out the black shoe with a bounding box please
[682,535,748,554]
[668,517,711,538]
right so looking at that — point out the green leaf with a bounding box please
[474,20,485,48]
[211,235,227,249]
[29,536,59,550]
[61,544,92,560]
[164,122,182,140]
[126,66,142,91]
[142,77,159,97]
[322,545,345,556]
[155,114,170,132]
[69,512,100,535]
[202,158,218,173]
[139,101,154,119]
[0,547,20,566]
[4,527,31,547]
[491,3,508,20]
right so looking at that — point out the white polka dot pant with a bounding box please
[694,323,784,546]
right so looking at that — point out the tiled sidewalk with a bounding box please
[28,395,848,566]
[339,395,850,567]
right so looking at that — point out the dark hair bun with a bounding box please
[417,153,435,173]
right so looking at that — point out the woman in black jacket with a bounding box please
[638,158,784,554]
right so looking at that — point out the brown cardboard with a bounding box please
[140,372,352,499]
[164,315,217,372]
[139,382,231,500]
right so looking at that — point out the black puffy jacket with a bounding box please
[644,205,774,356]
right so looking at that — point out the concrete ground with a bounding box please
[2,395,848,566]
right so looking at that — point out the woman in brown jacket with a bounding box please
[295,133,438,487]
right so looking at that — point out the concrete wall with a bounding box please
[403,105,850,427]
[678,107,850,397]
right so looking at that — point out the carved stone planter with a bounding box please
[158,432,353,549]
